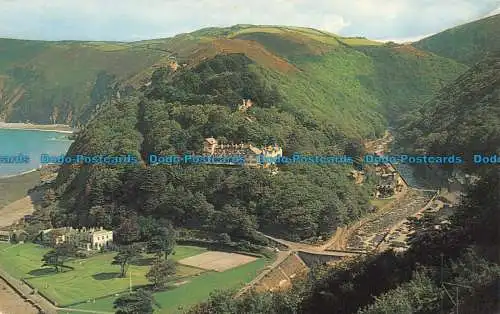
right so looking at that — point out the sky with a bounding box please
[0,0,498,42]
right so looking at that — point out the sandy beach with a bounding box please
[0,191,41,228]
[0,122,74,134]
[0,170,41,209]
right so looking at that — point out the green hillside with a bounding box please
[12,20,500,314]
[413,14,500,65]
[0,38,165,125]
[397,51,500,171]
[1,24,468,139]
[50,53,376,243]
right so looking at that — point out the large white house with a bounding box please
[42,227,113,251]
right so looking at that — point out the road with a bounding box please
[260,233,361,256]
[242,130,441,295]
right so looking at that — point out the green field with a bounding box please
[0,243,207,306]
[70,257,269,313]
[0,243,270,312]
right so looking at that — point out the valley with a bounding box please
[0,11,498,314]
[0,127,459,313]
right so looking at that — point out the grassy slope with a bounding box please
[353,44,468,119]
[234,28,465,136]
[397,52,500,170]
[0,39,165,124]
[413,14,500,65]
[1,24,468,139]
[224,26,465,138]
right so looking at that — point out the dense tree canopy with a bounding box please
[114,289,154,314]
[47,54,375,243]
[188,168,500,314]
[396,52,500,172]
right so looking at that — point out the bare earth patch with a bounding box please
[0,277,38,314]
[0,191,41,229]
[178,251,258,272]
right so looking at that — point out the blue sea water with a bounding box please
[0,129,73,177]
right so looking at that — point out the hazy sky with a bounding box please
[0,0,498,42]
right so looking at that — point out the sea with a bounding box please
[0,129,73,178]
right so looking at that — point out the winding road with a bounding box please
[240,131,442,295]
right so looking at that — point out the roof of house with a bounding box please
[205,137,217,144]
[248,145,262,154]
[92,230,112,236]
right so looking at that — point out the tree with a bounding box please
[41,243,75,272]
[187,290,239,313]
[114,289,154,314]
[216,233,232,245]
[10,233,17,244]
[41,250,61,272]
[146,222,176,260]
[344,141,365,171]
[115,218,141,245]
[146,259,176,290]
[112,245,141,278]
[89,205,113,228]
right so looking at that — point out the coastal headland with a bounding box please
[0,122,74,134]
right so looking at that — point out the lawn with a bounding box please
[71,257,271,313]
[0,243,207,307]
[154,257,269,313]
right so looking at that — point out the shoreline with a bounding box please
[0,122,74,134]
[0,168,39,180]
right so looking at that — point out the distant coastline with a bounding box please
[0,122,74,134]
[0,168,39,180]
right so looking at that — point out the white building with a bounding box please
[202,137,283,168]
[43,227,113,251]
